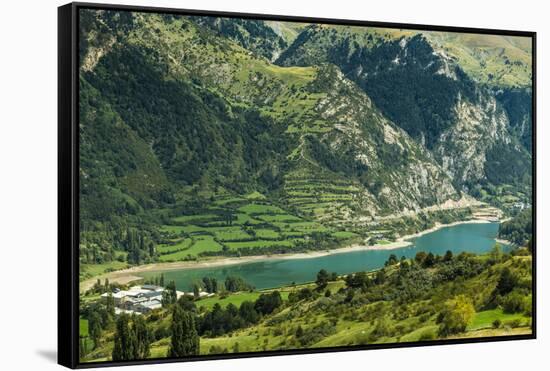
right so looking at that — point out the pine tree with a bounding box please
[169,305,199,357]
[315,269,330,289]
[133,244,141,265]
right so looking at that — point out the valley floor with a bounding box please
[80,218,498,292]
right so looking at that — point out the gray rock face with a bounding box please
[435,92,511,186]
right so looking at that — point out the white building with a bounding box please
[101,285,165,314]
[101,285,215,314]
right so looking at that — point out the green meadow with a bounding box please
[155,196,359,261]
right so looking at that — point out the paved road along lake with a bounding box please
[139,222,506,291]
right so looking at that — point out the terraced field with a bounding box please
[280,164,362,223]
[157,238,193,255]
[225,239,303,251]
[155,189,485,263]
[157,194,360,261]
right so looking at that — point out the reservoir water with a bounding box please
[139,222,506,291]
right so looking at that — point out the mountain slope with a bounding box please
[276,24,532,88]
[79,10,464,224]
[79,77,171,221]
[494,88,532,152]
[276,28,531,191]
[424,32,532,88]
[83,42,293,194]
[188,16,289,61]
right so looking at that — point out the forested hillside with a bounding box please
[80,250,533,361]
[78,9,532,276]
[499,209,533,246]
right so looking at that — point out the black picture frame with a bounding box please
[58,2,537,368]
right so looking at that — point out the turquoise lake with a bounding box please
[140,222,506,291]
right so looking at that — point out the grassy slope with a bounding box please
[127,13,320,115]
[265,21,308,45]
[197,290,292,311]
[79,318,89,337]
[191,256,531,353]
[424,32,532,88]
[120,15,377,223]
[81,255,531,362]
[284,24,531,88]
[468,308,529,330]
[80,260,129,279]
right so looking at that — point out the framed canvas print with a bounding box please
[58,2,536,368]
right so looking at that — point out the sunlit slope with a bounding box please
[424,32,532,88]
[80,10,461,224]
[276,23,531,88]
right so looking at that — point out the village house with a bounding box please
[101,285,167,314]
[101,284,214,314]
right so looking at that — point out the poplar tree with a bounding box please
[169,305,199,357]
[162,281,177,306]
[132,315,151,359]
[79,337,87,359]
[88,310,102,349]
[105,292,115,317]
[112,314,134,361]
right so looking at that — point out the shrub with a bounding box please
[438,295,475,337]
[370,316,394,339]
[504,319,523,328]
[272,327,284,337]
[502,290,530,314]
[419,330,436,341]
[419,313,431,323]
[494,268,518,296]
[153,326,170,341]
[296,321,336,346]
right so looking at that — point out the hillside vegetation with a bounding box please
[79,250,532,361]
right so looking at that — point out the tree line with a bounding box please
[499,208,532,246]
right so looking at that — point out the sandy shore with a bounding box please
[80,241,411,291]
[495,238,512,246]
[80,218,497,292]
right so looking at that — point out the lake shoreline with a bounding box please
[495,238,513,246]
[396,219,492,242]
[80,218,498,291]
